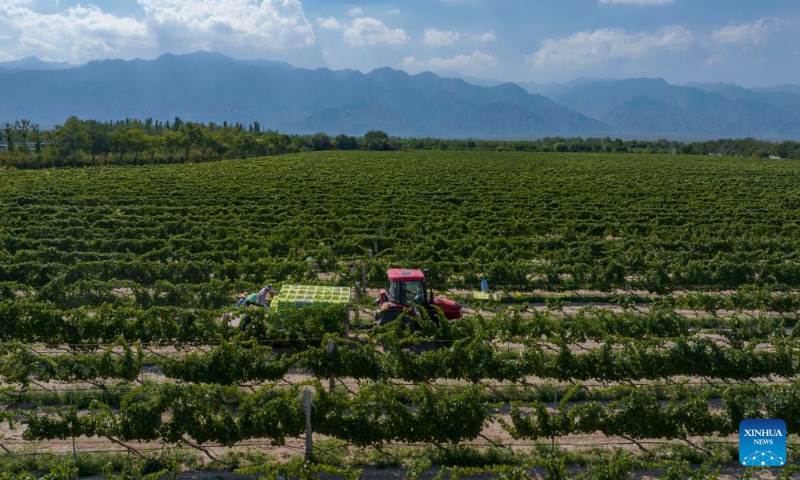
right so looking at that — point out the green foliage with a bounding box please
[158,339,294,384]
[658,460,720,480]
[236,459,361,480]
[6,117,800,169]
[3,152,800,297]
[2,150,800,477]
[313,382,488,446]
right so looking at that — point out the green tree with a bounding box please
[363,130,393,151]
[290,135,310,152]
[145,134,162,164]
[162,131,183,161]
[207,129,233,160]
[110,129,131,162]
[55,117,88,166]
[179,122,205,161]
[85,120,111,164]
[334,134,358,150]
[126,128,149,165]
[3,123,14,153]
[234,132,257,159]
[311,132,332,151]
[31,124,42,155]
[14,119,32,153]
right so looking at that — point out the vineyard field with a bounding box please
[2,151,800,478]
[3,151,800,295]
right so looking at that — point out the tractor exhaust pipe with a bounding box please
[423,269,433,304]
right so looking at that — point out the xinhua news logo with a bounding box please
[739,419,787,467]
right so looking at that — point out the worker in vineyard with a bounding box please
[222,285,279,331]
[236,284,279,308]
[480,275,489,294]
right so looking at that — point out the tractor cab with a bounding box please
[384,269,428,305]
[376,268,462,325]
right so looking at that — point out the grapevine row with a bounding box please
[11,382,800,446]
[2,336,796,385]
[0,303,347,345]
[1,299,794,347]
[4,153,800,295]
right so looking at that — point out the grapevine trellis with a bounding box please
[2,151,800,476]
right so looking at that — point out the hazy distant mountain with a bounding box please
[0,56,77,71]
[438,74,598,99]
[557,78,800,138]
[435,71,507,88]
[283,68,608,137]
[752,85,800,97]
[0,52,608,137]
[689,82,800,119]
[517,78,598,98]
[2,52,799,139]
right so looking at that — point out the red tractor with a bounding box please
[375,269,463,326]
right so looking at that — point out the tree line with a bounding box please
[1,116,799,169]
[0,117,399,168]
[404,136,800,158]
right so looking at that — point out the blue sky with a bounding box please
[1,0,798,86]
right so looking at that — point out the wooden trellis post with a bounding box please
[303,389,313,461]
[552,387,557,453]
[361,263,367,292]
[70,391,76,458]
[326,339,336,393]
[353,283,360,336]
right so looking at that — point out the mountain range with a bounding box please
[0,56,77,72]
[1,52,799,140]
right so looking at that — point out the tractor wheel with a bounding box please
[376,309,401,326]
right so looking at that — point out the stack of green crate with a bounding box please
[271,285,351,310]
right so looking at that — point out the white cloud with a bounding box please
[348,7,363,17]
[343,17,408,46]
[712,18,779,47]
[387,9,400,15]
[0,0,316,63]
[139,0,315,50]
[528,26,695,68]
[0,2,151,63]
[407,50,497,69]
[0,47,13,62]
[422,28,460,46]
[703,54,725,67]
[317,16,341,30]
[422,28,496,46]
[599,0,674,4]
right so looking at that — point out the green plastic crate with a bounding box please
[271,285,351,310]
